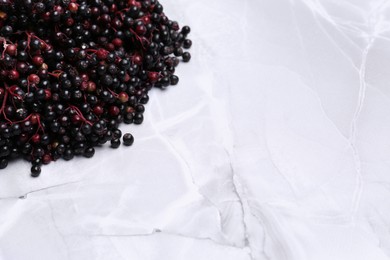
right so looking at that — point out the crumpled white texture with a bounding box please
[1,0,390,259]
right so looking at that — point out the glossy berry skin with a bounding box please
[63,149,74,161]
[133,113,144,124]
[183,39,192,49]
[31,165,41,177]
[110,139,120,148]
[170,75,179,85]
[123,133,134,146]
[182,52,191,62]
[181,26,191,35]
[113,129,122,139]
[0,159,8,169]
[84,147,95,158]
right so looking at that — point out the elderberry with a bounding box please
[0,0,192,177]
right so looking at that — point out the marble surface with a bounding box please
[1,0,390,259]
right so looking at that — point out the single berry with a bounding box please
[110,139,120,148]
[123,133,134,146]
[182,52,191,62]
[31,166,41,177]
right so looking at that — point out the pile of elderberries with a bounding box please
[0,0,192,177]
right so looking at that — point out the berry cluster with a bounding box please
[0,0,192,177]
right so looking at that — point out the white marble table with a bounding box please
[1,0,390,259]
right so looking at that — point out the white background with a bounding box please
[1,0,390,259]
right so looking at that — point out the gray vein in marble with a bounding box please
[148,111,226,236]
[306,0,367,51]
[289,2,360,140]
[87,229,248,251]
[269,64,351,143]
[349,1,386,219]
[228,160,255,260]
[221,61,255,259]
[263,139,297,199]
[313,16,360,71]
[349,41,369,220]
[0,181,81,200]
[248,202,290,260]
[47,199,70,260]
